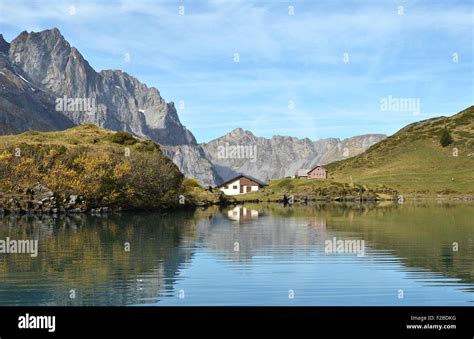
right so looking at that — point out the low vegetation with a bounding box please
[0,125,228,212]
[107,131,138,145]
[182,178,234,206]
[440,127,453,147]
[233,177,398,202]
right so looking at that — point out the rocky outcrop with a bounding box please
[0,184,90,215]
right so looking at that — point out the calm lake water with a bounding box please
[0,202,473,306]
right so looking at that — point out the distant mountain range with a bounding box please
[0,28,385,185]
[199,128,385,183]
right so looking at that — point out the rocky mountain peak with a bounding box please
[13,28,68,50]
[9,28,80,94]
[4,27,196,146]
[224,127,255,140]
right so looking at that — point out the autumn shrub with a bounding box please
[108,131,137,145]
[440,127,453,147]
[0,128,185,209]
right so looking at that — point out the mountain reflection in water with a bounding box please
[0,202,472,306]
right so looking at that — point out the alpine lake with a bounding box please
[0,201,473,306]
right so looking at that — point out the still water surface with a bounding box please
[0,202,473,306]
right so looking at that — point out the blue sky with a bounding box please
[0,0,472,142]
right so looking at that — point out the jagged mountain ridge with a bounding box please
[201,128,386,182]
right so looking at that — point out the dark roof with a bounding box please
[216,174,266,188]
[307,165,327,173]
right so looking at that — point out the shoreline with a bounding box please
[1,193,473,217]
[231,191,474,204]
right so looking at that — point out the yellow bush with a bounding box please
[0,127,187,209]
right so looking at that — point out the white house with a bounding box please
[216,174,265,196]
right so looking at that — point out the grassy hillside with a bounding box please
[0,125,225,211]
[326,106,474,196]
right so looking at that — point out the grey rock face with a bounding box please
[31,183,54,202]
[6,28,195,145]
[0,52,75,134]
[0,34,9,54]
[161,144,222,187]
[201,128,386,182]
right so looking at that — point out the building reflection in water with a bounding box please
[226,206,259,223]
[307,217,326,232]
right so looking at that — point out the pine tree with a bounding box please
[440,127,453,147]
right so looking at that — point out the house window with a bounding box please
[224,185,228,189]
[233,185,238,189]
